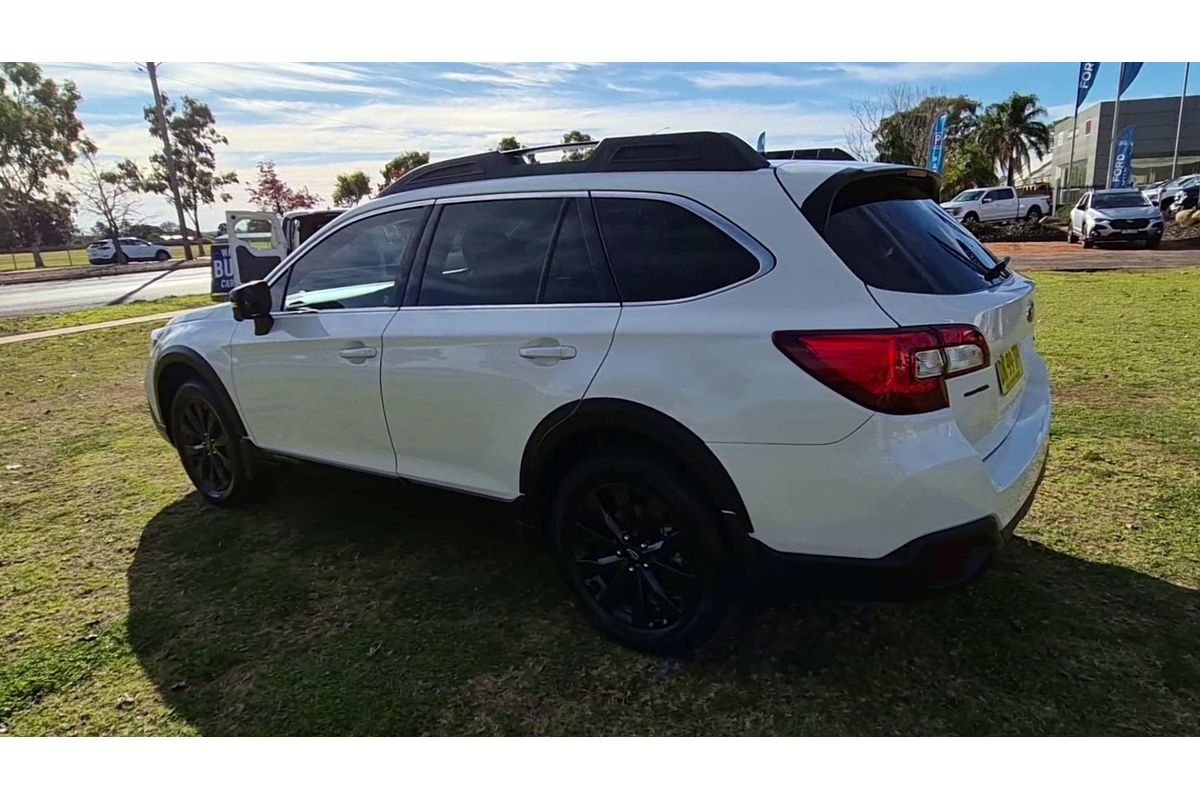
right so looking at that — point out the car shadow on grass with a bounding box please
[128,468,1200,735]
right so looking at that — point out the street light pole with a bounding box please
[146,62,194,261]
[1172,62,1190,179]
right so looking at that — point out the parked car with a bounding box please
[145,132,1050,653]
[941,185,1050,223]
[1140,179,1169,207]
[87,237,173,265]
[1145,174,1199,213]
[1166,175,1200,214]
[1068,189,1164,249]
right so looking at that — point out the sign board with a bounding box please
[927,112,949,175]
[210,244,235,296]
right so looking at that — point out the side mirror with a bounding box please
[230,280,274,335]
[981,197,993,204]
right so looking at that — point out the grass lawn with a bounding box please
[0,246,196,272]
[0,295,215,338]
[1,270,1198,735]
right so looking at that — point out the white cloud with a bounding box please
[74,92,856,230]
[829,62,999,83]
[689,71,829,89]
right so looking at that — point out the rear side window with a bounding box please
[419,198,612,306]
[821,177,1002,294]
[594,197,760,302]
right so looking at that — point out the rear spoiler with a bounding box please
[799,166,941,236]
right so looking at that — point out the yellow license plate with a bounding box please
[996,345,1024,395]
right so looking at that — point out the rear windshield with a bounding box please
[1092,192,1148,209]
[821,176,1003,294]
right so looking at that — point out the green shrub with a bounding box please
[964,219,1066,243]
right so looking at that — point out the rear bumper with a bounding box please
[752,457,1045,598]
[712,350,1051,561]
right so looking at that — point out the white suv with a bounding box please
[145,132,1051,653]
[88,237,173,264]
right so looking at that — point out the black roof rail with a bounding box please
[378,131,770,197]
[764,147,858,162]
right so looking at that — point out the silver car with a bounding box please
[1068,189,1165,249]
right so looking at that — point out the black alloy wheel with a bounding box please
[175,394,235,499]
[551,448,735,653]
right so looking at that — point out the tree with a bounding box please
[978,92,1052,187]
[497,136,522,152]
[0,190,74,250]
[560,130,594,162]
[874,95,979,168]
[246,160,321,215]
[332,170,371,207]
[941,138,998,198]
[140,94,237,255]
[0,62,87,267]
[380,151,430,189]
[71,148,144,264]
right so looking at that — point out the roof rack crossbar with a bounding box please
[378,131,769,197]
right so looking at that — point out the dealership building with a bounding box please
[1050,94,1200,190]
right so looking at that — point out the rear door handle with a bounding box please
[518,345,577,361]
[338,343,378,363]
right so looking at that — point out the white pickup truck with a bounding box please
[941,186,1050,223]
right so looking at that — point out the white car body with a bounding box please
[146,133,1050,647]
[941,186,1049,223]
[87,237,172,264]
[1069,189,1165,246]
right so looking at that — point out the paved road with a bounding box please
[0,266,211,317]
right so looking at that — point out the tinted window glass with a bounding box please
[822,177,1001,294]
[1091,192,1149,209]
[283,207,424,310]
[419,198,561,306]
[594,198,759,302]
[542,201,607,304]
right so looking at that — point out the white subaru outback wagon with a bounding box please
[146,132,1050,653]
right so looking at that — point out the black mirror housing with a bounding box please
[230,280,274,335]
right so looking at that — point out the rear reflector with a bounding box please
[772,325,989,415]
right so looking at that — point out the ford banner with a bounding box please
[1118,62,1144,96]
[1076,62,1100,108]
[1110,125,1136,188]
[927,112,949,175]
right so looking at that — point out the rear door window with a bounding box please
[418,198,614,307]
[820,176,1004,294]
[593,197,760,302]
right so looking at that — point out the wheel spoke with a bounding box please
[640,566,682,614]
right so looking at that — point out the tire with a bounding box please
[549,446,737,654]
[1025,206,1043,221]
[1082,231,1093,249]
[169,379,258,507]
[962,212,979,224]
[1067,228,1079,244]
[155,249,171,261]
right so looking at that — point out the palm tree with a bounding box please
[979,92,1052,187]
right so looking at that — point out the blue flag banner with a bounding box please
[756,131,766,152]
[927,112,949,175]
[1110,125,1136,188]
[1118,62,1143,96]
[1076,62,1100,108]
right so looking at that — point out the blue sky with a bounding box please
[40,62,1196,228]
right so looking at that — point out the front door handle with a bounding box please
[518,345,577,361]
[338,343,378,363]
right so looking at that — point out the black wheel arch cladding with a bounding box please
[154,346,245,444]
[520,398,753,532]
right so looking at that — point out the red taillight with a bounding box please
[772,325,990,415]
